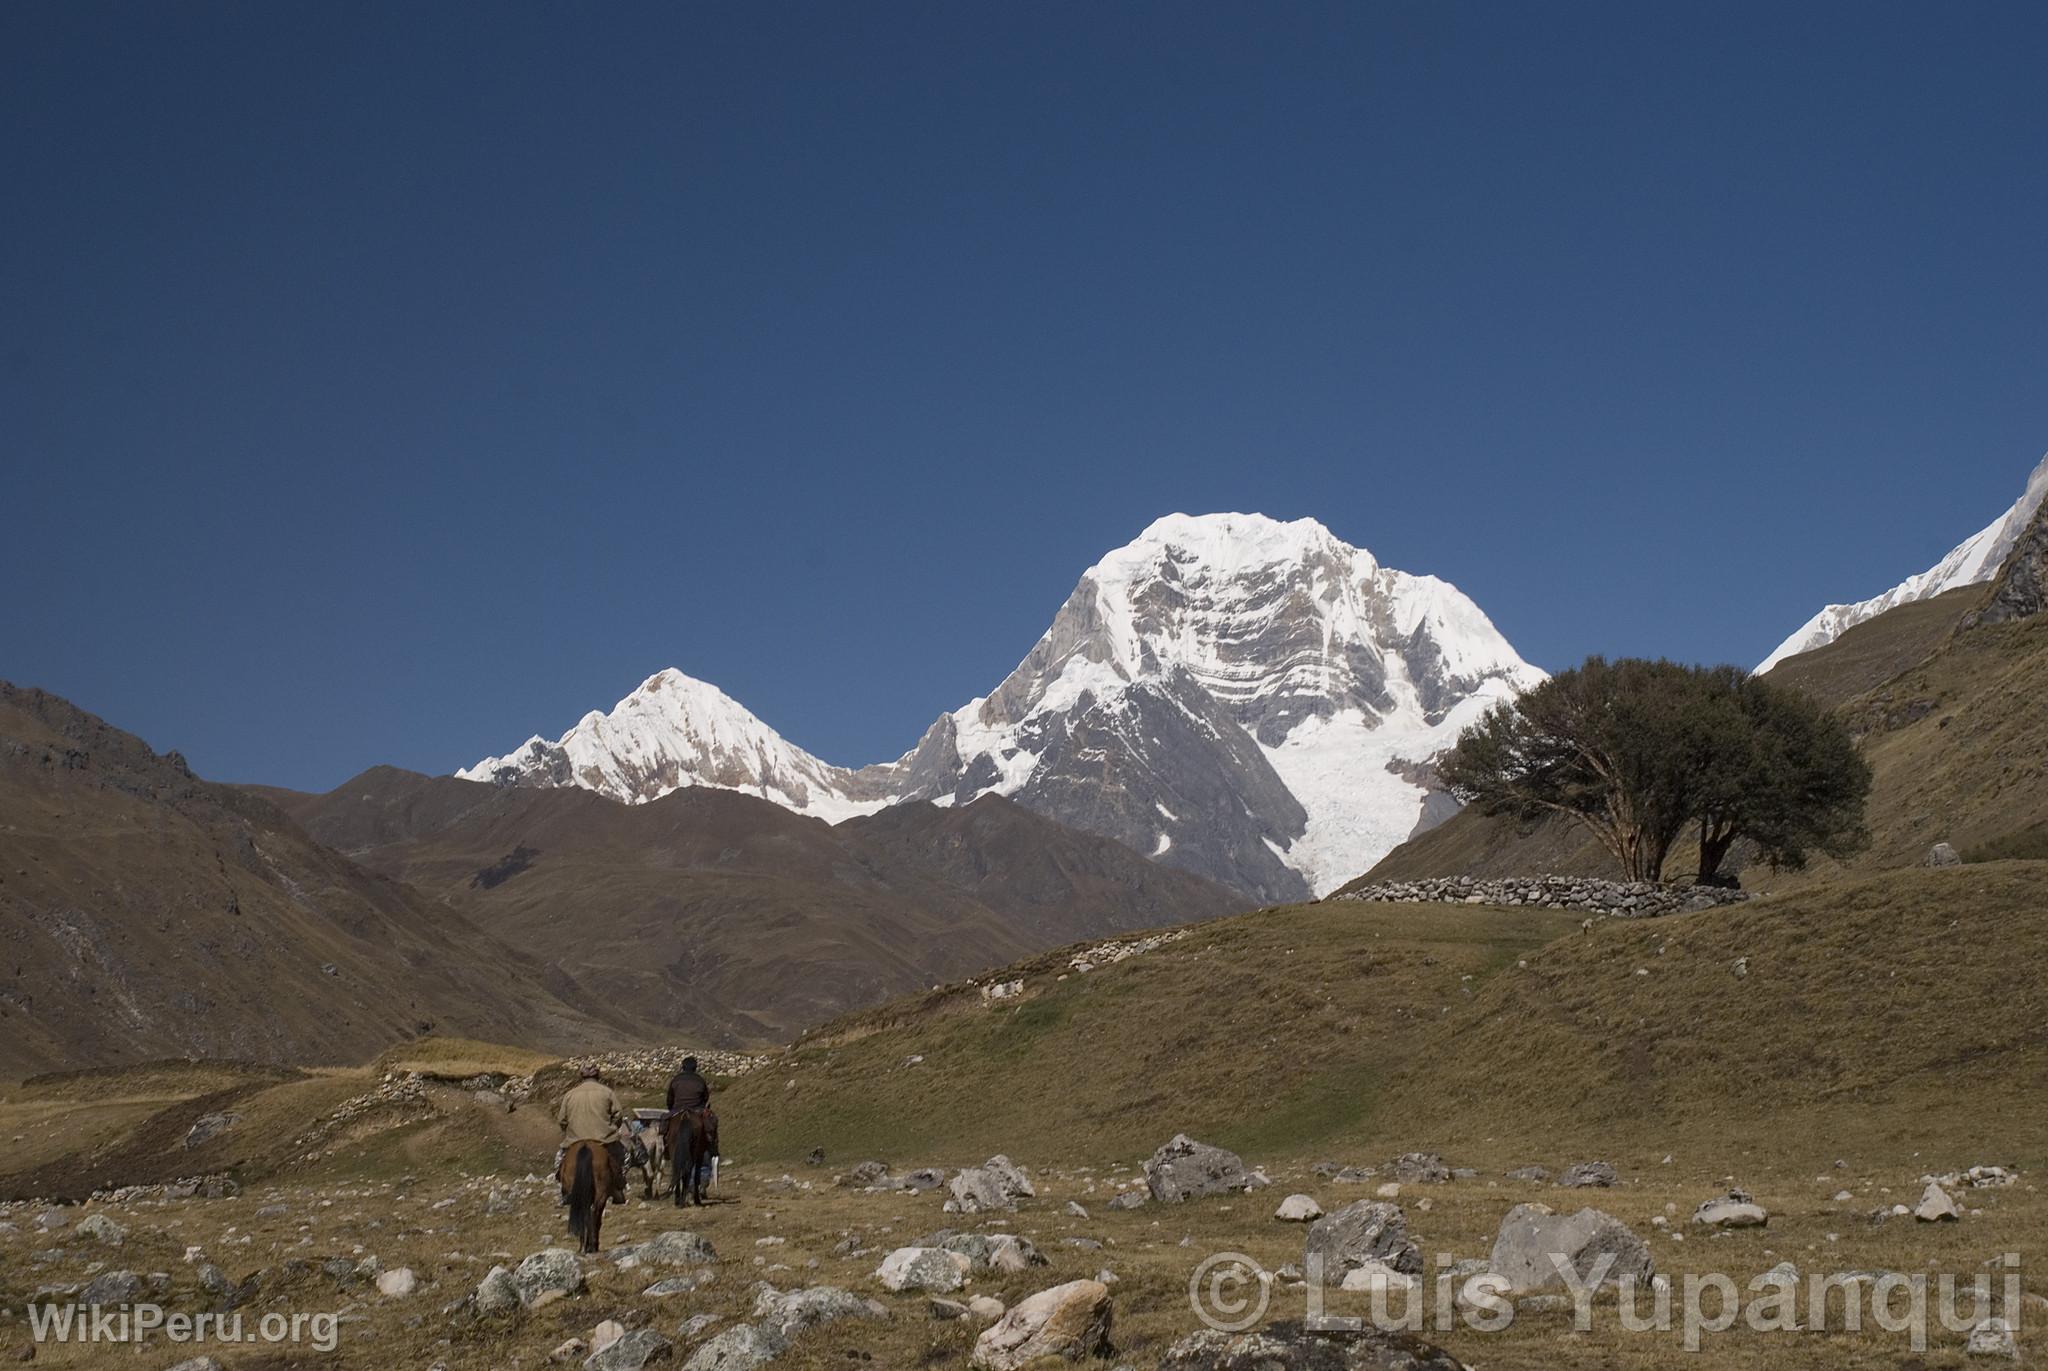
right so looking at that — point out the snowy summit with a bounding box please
[461,512,1543,898]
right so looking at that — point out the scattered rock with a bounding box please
[1692,1193,1769,1229]
[971,1279,1113,1369]
[1928,842,1963,867]
[375,1267,417,1297]
[1106,1190,1147,1211]
[74,1214,124,1245]
[1489,1204,1653,1296]
[948,1156,1035,1213]
[1505,1166,1551,1184]
[551,1339,590,1362]
[644,1274,713,1297]
[586,1329,672,1370]
[875,1247,971,1294]
[510,1249,586,1309]
[630,1232,720,1267]
[183,1113,239,1149]
[680,1321,783,1371]
[1274,1194,1323,1222]
[1338,1259,1419,1294]
[1967,1317,2019,1359]
[1388,1153,1449,1184]
[1304,1201,1422,1282]
[79,1271,143,1306]
[1560,1161,1616,1189]
[967,1295,1005,1321]
[1914,1183,1960,1223]
[1158,1321,1466,1369]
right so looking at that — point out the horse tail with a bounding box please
[568,1144,595,1242]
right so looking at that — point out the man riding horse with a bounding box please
[664,1056,720,1205]
[555,1063,629,1204]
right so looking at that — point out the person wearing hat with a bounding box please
[556,1062,628,1203]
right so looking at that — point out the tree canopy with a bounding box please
[1438,657,1870,884]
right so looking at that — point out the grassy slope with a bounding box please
[722,863,2048,1171]
[722,901,1578,1165]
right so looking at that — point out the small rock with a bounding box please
[1559,1161,1616,1189]
[875,1247,970,1294]
[74,1214,125,1246]
[375,1267,417,1297]
[1274,1194,1323,1222]
[1914,1183,1960,1223]
[1967,1317,2019,1359]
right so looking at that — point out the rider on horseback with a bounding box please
[556,1063,628,1203]
[665,1056,710,1114]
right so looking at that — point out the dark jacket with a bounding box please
[666,1069,710,1113]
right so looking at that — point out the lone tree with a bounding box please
[1438,657,1869,884]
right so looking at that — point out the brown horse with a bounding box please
[663,1107,717,1207]
[559,1139,616,1252]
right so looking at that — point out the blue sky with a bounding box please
[4,2,2045,789]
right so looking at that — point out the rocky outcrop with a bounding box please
[1965,486,2048,627]
[1303,1201,1422,1282]
[1145,1135,1254,1203]
[947,1156,1035,1213]
[1489,1204,1653,1295]
[1337,875,1751,917]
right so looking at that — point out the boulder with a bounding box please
[511,1249,587,1309]
[1388,1153,1450,1184]
[1145,1134,1252,1203]
[475,1265,522,1315]
[949,1156,1034,1213]
[1914,1182,1960,1222]
[967,1295,1005,1321]
[183,1112,239,1149]
[1338,1259,1419,1294]
[75,1213,125,1245]
[1158,1321,1466,1369]
[80,1270,143,1306]
[928,1231,1044,1272]
[1967,1317,2019,1359]
[680,1323,785,1371]
[1107,1190,1147,1211]
[1303,1201,1422,1282]
[896,1168,946,1193]
[1692,1192,1769,1229]
[1489,1203,1653,1295]
[875,1247,971,1293]
[1928,842,1963,867]
[626,1231,719,1266]
[1559,1161,1616,1189]
[587,1329,673,1370]
[970,1279,1113,1369]
[375,1267,417,1297]
[840,1161,891,1188]
[1274,1194,1323,1222]
[751,1283,886,1341]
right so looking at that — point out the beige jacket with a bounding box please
[556,1079,626,1143]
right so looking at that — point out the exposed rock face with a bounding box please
[462,514,1543,898]
[970,1279,1113,1369]
[1145,1135,1254,1203]
[1966,480,2048,627]
[1338,875,1751,917]
[1159,1322,1467,1370]
[1303,1201,1423,1282]
[1489,1204,1653,1295]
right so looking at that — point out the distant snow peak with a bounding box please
[457,667,887,823]
[1759,452,2048,672]
[460,512,1544,898]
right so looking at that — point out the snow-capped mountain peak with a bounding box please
[458,668,886,822]
[1759,451,2048,672]
[459,513,1543,898]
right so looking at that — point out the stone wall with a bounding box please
[1331,874,1753,918]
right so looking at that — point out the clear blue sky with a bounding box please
[5,2,2044,789]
